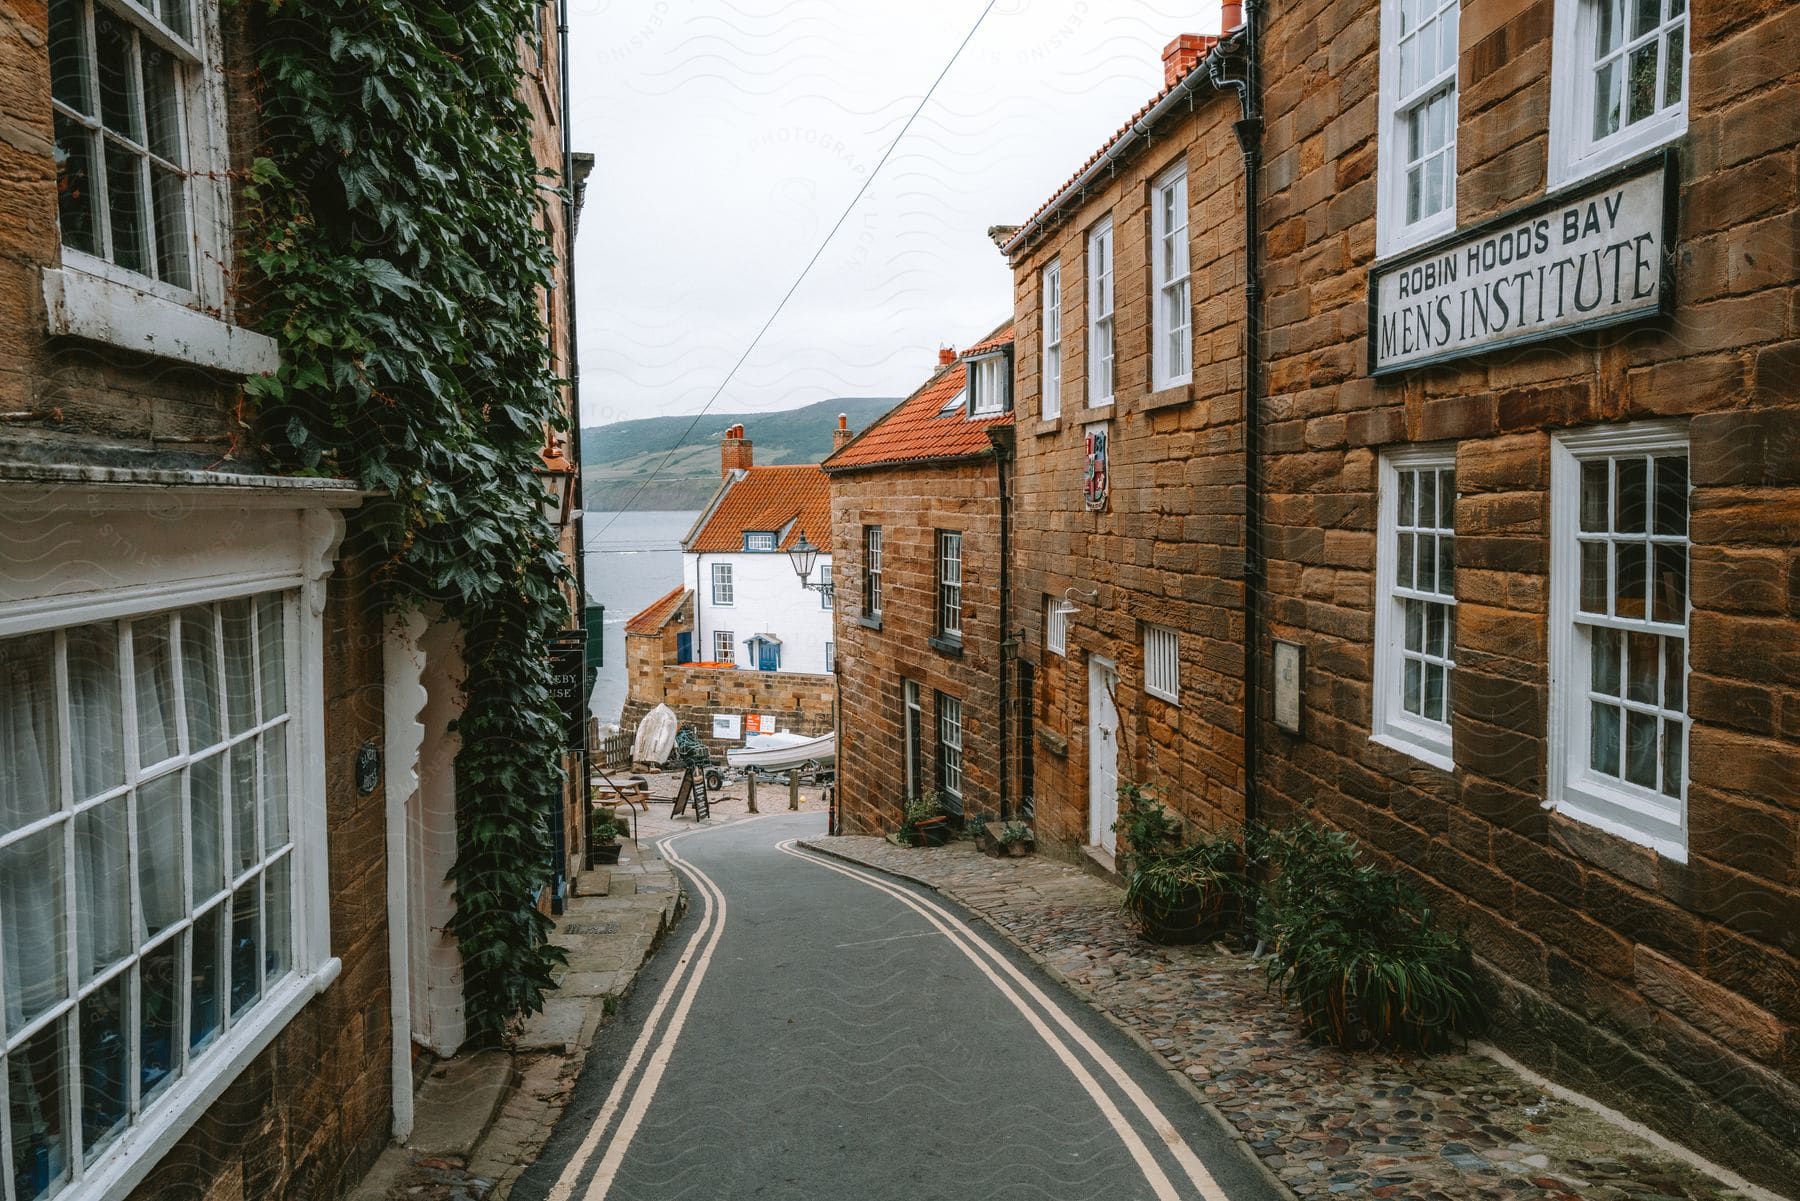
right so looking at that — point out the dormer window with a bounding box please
[744,531,776,552]
[968,351,1011,417]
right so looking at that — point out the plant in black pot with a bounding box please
[1114,784,1242,945]
[589,812,624,866]
[899,793,950,847]
[1251,819,1484,1053]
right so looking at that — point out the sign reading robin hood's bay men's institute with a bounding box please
[1369,152,1676,374]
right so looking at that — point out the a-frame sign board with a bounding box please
[670,767,711,821]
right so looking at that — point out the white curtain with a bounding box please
[0,634,64,1032]
[221,600,256,735]
[66,623,132,987]
[133,618,184,940]
[180,607,222,751]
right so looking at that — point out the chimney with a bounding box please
[832,413,853,452]
[1221,2,1244,32]
[721,423,753,478]
[938,346,957,367]
[1161,33,1215,88]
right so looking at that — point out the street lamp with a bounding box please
[534,437,577,526]
[787,531,833,599]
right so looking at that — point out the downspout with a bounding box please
[1209,6,1263,831]
[989,423,1015,822]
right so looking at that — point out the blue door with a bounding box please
[758,641,781,671]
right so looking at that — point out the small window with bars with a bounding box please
[1046,598,1070,656]
[1144,624,1179,703]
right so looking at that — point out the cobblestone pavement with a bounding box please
[800,835,1769,1201]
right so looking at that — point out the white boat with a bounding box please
[725,730,836,770]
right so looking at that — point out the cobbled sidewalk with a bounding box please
[800,835,1773,1201]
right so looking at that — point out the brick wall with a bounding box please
[1005,87,1251,858]
[621,665,835,758]
[1255,0,1799,1184]
[830,458,1005,834]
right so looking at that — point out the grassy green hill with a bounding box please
[580,397,897,511]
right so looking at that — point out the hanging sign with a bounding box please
[1368,151,1676,375]
[548,630,588,751]
[1083,423,1110,511]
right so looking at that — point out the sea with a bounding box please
[583,510,699,723]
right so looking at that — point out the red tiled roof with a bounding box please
[686,464,833,553]
[624,586,689,635]
[824,327,1016,473]
[1007,36,1224,252]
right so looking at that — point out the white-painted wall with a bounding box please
[684,550,835,674]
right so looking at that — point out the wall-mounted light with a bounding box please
[787,530,833,599]
[534,436,577,526]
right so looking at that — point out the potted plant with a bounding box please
[589,812,624,866]
[964,811,998,852]
[899,793,950,847]
[1251,820,1484,1052]
[997,821,1035,857]
[1114,783,1241,944]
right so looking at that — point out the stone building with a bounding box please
[1250,0,1797,1184]
[0,4,582,1201]
[825,329,1016,832]
[1001,35,1250,865]
[1001,1,1797,1186]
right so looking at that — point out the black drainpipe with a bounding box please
[1211,4,1263,831]
[989,422,1016,822]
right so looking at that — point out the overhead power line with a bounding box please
[585,0,1001,540]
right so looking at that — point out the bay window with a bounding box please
[1,594,301,1201]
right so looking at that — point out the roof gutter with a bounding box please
[1001,46,1229,258]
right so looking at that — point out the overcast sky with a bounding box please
[565,0,1226,427]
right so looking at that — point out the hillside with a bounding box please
[580,397,897,512]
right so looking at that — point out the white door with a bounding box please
[1087,655,1119,851]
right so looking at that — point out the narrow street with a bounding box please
[512,814,1279,1201]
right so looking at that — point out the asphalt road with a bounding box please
[513,813,1280,1201]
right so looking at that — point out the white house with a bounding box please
[680,425,835,675]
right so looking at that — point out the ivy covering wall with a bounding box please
[240,0,570,1039]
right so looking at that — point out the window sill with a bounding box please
[1036,726,1069,757]
[42,267,279,376]
[1031,417,1063,436]
[856,614,882,631]
[1370,730,1455,774]
[1142,382,1193,412]
[929,634,963,657]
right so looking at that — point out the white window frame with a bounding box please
[1144,623,1180,704]
[819,563,833,610]
[42,0,274,376]
[1045,598,1071,657]
[1086,217,1115,408]
[824,641,835,673]
[1376,0,1460,257]
[710,563,734,607]
[713,629,735,663]
[1150,165,1191,391]
[1040,260,1063,421]
[862,527,882,617]
[937,693,964,800]
[969,353,1009,417]
[1548,0,1689,191]
[0,492,343,1201]
[1373,445,1458,770]
[937,531,963,639]
[744,532,775,552]
[1548,421,1690,860]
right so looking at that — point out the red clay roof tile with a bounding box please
[624,585,689,635]
[824,326,1016,473]
[687,464,834,553]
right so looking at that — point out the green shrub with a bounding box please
[1112,782,1182,871]
[898,792,946,845]
[1251,820,1483,1052]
